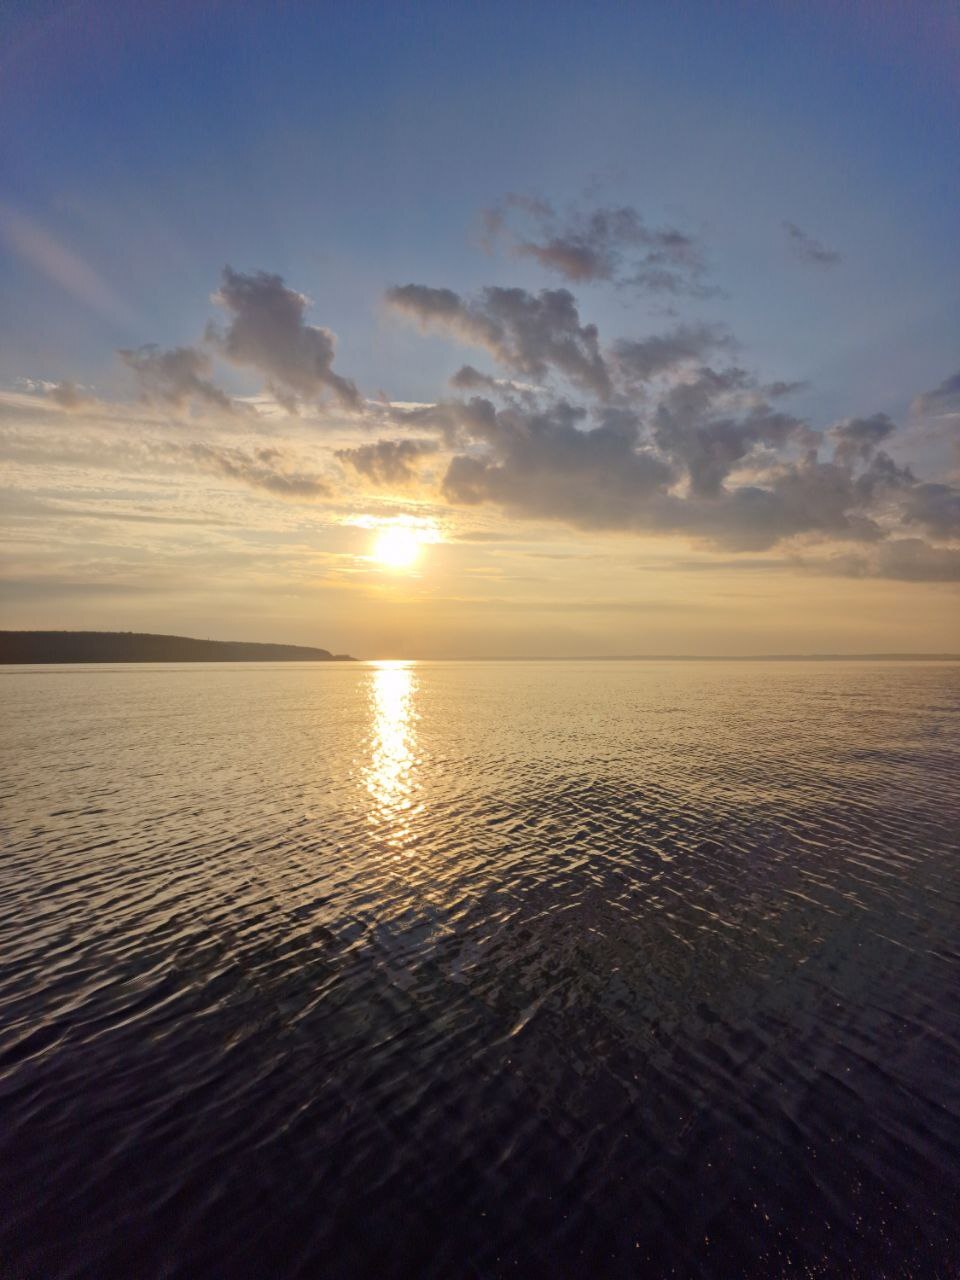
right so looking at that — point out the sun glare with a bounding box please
[371,526,422,570]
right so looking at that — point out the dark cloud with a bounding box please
[657,409,809,499]
[672,459,884,551]
[209,267,359,410]
[441,400,673,528]
[374,284,960,559]
[650,365,814,497]
[850,449,914,503]
[873,538,960,582]
[613,324,735,386]
[407,381,960,558]
[830,412,896,464]
[337,438,437,485]
[450,364,499,392]
[911,369,960,418]
[449,365,536,399]
[484,196,714,296]
[764,379,809,399]
[783,222,841,268]
[119,344,237,413]
[901,482,960,539]
[390,394,498,447]
[187,443,330,498]
[387,283,612,399]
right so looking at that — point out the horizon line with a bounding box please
[374,653,960,662]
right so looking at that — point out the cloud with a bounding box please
[0,202,135,325]
[15,377,94,410]
[119,344,238,414]
[373,272,960,561]
[449,365,536,398]
[650,365,814,497]
[411,377,960,558]
[783,221,841,267]
[390,292,766,417]
[671,458,883,551]
[450,364,498,392]
[386,283,612,398]
[208,267,360,410]
[7,237,957,591]
[829,412,897,464]
[872,538,960,582]
[850,448,914,504]
[911,369,960,418]
[389,394,499,448]
[483,196,714,296]
[186,443,330,498]
[47,380,93,410]
[441,399,674,528]
[336,438,438,485]
[613,324,736,386]
[657,409,809,499]
[901,482,960,539]
[688,542,960,583]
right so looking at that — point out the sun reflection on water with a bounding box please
[365,661,419,840]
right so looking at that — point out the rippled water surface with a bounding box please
[1,660,959,1279]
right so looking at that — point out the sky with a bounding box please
[1,0,958,657]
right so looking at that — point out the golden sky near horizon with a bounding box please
[2,385,957,658]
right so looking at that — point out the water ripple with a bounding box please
[1,659,958,1278]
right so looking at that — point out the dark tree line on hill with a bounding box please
[0,632,354,663]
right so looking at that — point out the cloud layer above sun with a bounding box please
[17,198,958,570]
[2,193,958,653]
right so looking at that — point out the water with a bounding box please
[1,660,958,1279]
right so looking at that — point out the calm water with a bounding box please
[1,660,958,1279]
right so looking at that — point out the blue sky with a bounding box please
[4,1,958,409]
[1,1,958,654]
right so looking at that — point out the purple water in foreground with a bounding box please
[1,660,958,1278]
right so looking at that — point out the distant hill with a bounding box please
[0,631,355,664]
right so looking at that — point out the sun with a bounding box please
[371,526,422,570]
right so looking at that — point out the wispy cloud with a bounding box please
[386,283,612,398]
[185,443,331,499]
[119,345,240,415]
[0,202,136,325]
[783,221,841,268]
[482,196,716,296]
[337,438,438,486]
